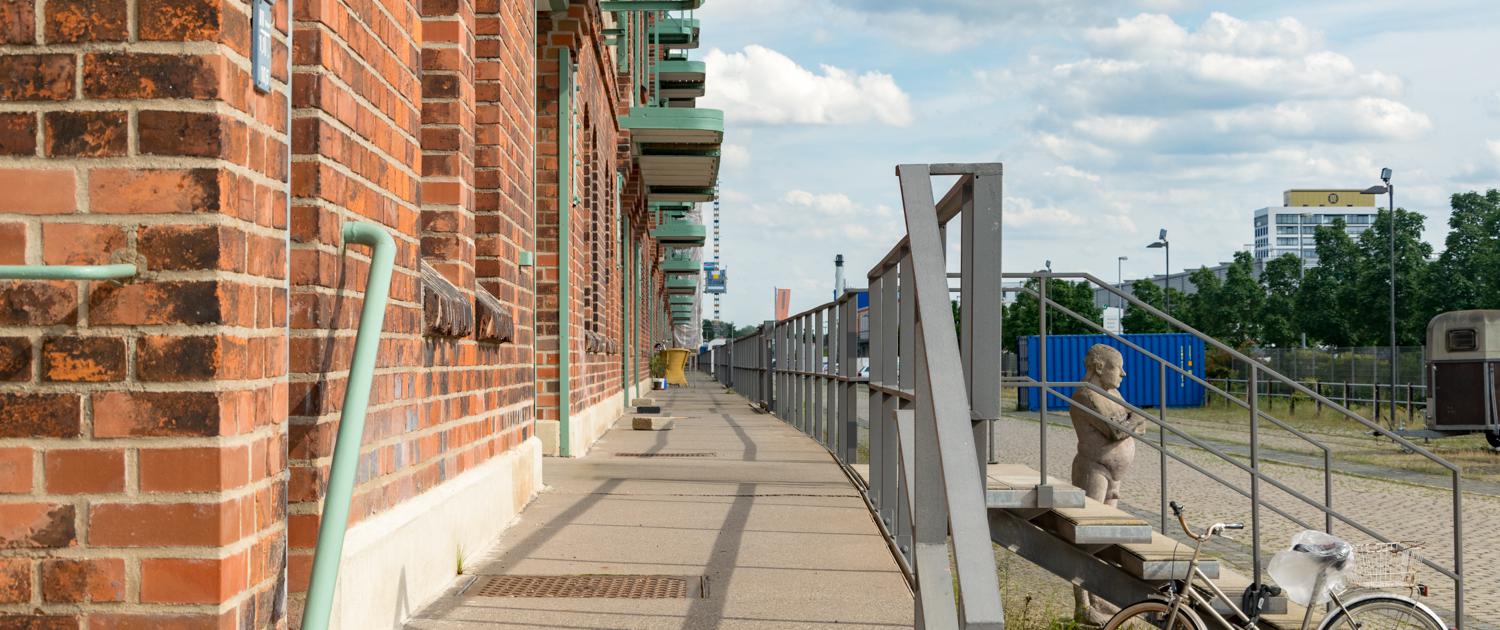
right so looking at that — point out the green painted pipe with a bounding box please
[0,264,137,280]
[558,46,574,457]
[301,221,395,630]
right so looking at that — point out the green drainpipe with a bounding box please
[301,221,395,630]
[557,46,573,457]
[621,200,631,409]
[0,264,137,280]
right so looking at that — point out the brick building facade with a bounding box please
[0,0,710,627]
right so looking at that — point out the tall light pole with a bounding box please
[1147,229,1169,318]
[1117,255,1128,315]
[1363,168,1396,427]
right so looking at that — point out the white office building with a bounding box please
[1253,189,1380,264]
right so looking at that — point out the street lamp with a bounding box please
[1362,168,1396,427]
[1147,229,1169,318]
[1117,255,1128,315]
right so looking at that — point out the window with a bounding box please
[1323,214,1342,223]
[1447,329,1478,352]
[1277,214,1299,224]
[1347,215,1371,225]
[1277,237,1298,246]
[1255,215,1268,227]
[1302,226,1316,234]
[1277,226,1298,235]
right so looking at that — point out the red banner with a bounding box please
[774,288,791,321]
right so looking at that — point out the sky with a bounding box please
[688,0,1500,325]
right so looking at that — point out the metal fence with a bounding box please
[721,164,1007,628]
[1206,378,1428,429]
[1246,345,1426,387]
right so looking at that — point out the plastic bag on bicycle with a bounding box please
[1267,530,1355,606]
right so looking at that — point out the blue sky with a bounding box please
[690,0,1500,324]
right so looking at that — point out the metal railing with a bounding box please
[1203,377,1428,428]
[1004,271,1466,626]
[723,164,1007,629]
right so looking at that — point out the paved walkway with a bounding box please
[408,375,913,629]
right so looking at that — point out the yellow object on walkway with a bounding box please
[661,348,691,385]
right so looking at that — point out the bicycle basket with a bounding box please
[1350,541,1421,590]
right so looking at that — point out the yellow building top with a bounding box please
[1282,189,1377,207]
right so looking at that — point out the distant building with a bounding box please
[1253,189,1379,264]
[1092,257,1264,310]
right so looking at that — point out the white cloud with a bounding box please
[702,46,913,126]
[722,143,751,171]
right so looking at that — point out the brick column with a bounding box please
[0,0,292,627]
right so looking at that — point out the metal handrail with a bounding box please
[0,264,137,280]
[301,222,396,630]
[1010,270,1464,625]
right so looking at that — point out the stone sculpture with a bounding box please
[1068,343,1147,623]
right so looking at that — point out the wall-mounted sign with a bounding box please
[252,0,274,93]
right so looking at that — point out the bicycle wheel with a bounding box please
[1320,595,1447,630]
[1105,600,1207,630]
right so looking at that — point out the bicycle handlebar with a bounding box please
[1170,501,1242,540]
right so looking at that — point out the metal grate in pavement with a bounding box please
[613,452,716,458]
[469,574,690,598]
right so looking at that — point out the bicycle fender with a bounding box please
[1314,593,1449,630]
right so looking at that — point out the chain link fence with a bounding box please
[1212,346,1428,427]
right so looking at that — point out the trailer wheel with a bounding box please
[1487,431,1500,449]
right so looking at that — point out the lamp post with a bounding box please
[1117,255,1128,316]
[1147,229,1169,318]
[1363,168,1396,427]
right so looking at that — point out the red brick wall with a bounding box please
[285,0,539,617]
[0,0,292,626]
[0,0,670,626]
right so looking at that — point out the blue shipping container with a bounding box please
[1021,333,1205,411]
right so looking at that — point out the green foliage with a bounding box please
[648,352,667,378]
[1002,278,1104,351]
[1258,254,1303,347]
[1425,190,1500,315]
[1122,279,1171,333]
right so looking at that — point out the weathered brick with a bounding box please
[138,110,222,157]
[0,0,35,44]
[44,449,125,494]
[39,558,125,603]
[44,111,128,157]
[45,0,127,42]
[85,614,223,630]
[83,53,218,100]
[87,502,230,547]
[0,503,76,549]
[137,335,237,381]
[92,391,223,438]
[0,169,74,214]
[0,113,36,155]
[90,281,223,325]
[0,54,74,101]
[0,394,80,438]
[0,448,31,493]
[41,336,126,383]
[140,554,244,604]
[0,281,75,326]
[138,224,227,271]
[41,223,127,266]
[0,558,28,603]
[138,0,222,41]
[0,337,28,381]
[89,168,221,214]
[0,615,78,630]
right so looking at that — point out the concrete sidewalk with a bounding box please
[407,375,914,629]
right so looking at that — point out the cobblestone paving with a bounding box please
[995,416,1498,629]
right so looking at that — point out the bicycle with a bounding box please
[1104,501,1448,630]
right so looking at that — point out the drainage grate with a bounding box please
[614,452,716,458]
[470,575,690,599]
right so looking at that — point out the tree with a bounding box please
[1346,208,1432,345]
[1216,251,1265,346]
[1259,254,1303,347]
[1297,219,1361,346]
[1123,279,1171,333]
[1182,265,1225,337]
[1001,278,1105,352]
[1425,190,1500,314]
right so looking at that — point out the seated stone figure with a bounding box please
[1068,343,1147,623]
